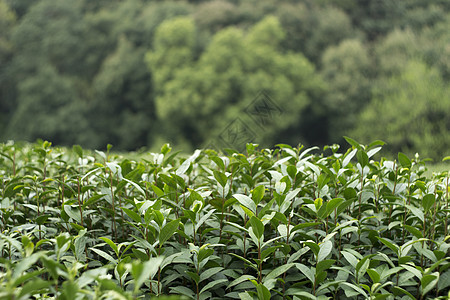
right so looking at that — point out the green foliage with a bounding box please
[352,60,450,160]
[1,140,450,299]
[0,0,449,159]
[147,16,325,149]
[321,39,372,141]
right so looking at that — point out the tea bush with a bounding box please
[0,138,449,299]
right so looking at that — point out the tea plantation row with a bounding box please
[0,139,449,299]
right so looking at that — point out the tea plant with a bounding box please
[0,138,449,299]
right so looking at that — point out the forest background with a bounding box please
[0,0,449,160]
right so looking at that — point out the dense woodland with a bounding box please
[0,0,449,159]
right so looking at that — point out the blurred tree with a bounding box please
[276,3,357,63]
[10,0,87,76]
[147,16,325,149]
[417,15,450,80]
[321,39,372,143]
[6,65,89,145]
[304,6,356,63]
[374,28,420,76]
[6,0,94,146]
[146,17,196,91]
[1,0,449,154]
[136,1,191,49]
[0,0,16,135]
[91,36,154,150]
[194,0,239,32]
[4,0,35,19]
[352,60,450,160]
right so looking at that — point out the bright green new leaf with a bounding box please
[213,170,228,188]
[367,269,380,283]
[252,185,265,205]
[99,237,119,257]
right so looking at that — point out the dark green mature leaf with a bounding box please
[356,254,375,282]
[392,286,416,299]
[170,286,196,299]
[250,216,264,240]
[344,136,361,149]
[367,269,380,283]
[357,149,369,167]
[90,248,117,264]
[320,198,344,219]
[264,263,295,282]
[304,241,320,258]
[405,204,425,222]
[132,256,163,293]
[398,152,411,168]
[233,194,256,214]
[404,225,423,239]
[422,194,435,212]
[200,279,228,295]
[376,237,399,255]
[160,219,180,246]
[63,205,82,223]
[186,271,200,284]
[121,207,141,223]
[228,274,257,289]
[295,263,314,283]
[421,273,439,297]
[12,253,41,280]
[316,259,335,274]
[210,156,225,170]
[256,283,271,300]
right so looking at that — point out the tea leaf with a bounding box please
[121,207,141,223]
[252,185,265,205]
[398,152,411,168]
[200,279,228,294]
[316,259,335,274]
[256,283,271,300]
[99,237,119,257]
[421,273,439,297]
[422,194,435,212]
[317,240,333,262]
[264,263,295,281]
[233,194,256,214]
[250,216,264,240]
[160,219,180,246]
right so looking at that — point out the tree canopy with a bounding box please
[1,0,449,159]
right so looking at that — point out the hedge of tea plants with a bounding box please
[0,138,449,300]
